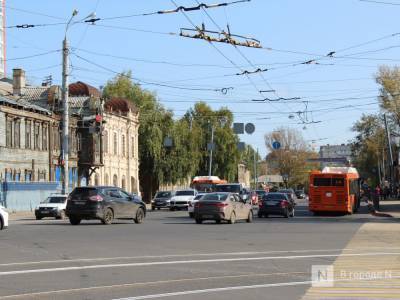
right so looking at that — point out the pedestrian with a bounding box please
[373,185,380,211]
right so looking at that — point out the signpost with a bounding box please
[272,141,281,150]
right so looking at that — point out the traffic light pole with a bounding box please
[208,125,214,177]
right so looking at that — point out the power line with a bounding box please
[73,53,234,93]
[6,5,65,20]
[359,0,400,5]
[6,50,61,61]
[99,0,251,20]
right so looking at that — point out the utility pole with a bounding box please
[253,149,258,189]
[384,113,394,186]
[208,125,214,177]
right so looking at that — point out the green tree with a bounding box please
[264,127,317,187]
[376,66,400,124]
[351,114,386,186]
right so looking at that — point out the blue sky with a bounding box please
[5,0,400,157]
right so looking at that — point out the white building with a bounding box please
[319,144,352,167]
[90,98,140,193]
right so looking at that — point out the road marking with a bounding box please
[112,281,313,300]
[0,271,306,299]
[1,252,399,277]
[112,276,400,300]
[2,247,400,267]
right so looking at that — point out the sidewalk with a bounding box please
[302,222,400,300]
[368,199,400,218]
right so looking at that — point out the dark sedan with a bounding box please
[151,191,174,210]
[66,186,146,225]
[258,192,295,218]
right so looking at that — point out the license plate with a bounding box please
[41,211,49,214]
[266,201,276,205]
[74,201,85,205]
[202,215,213,218]
[326,192,332,197]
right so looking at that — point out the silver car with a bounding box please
[193,192,253,224]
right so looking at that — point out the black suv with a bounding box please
[66,186,146,225]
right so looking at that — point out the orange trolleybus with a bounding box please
[309,167,361,214]
[190,176,227,193]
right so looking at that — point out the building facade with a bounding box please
[0,69,139,193]
[319,144,352,168]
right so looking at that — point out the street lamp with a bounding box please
[61,10,95,194]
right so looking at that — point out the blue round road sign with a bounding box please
[272,141,281,150]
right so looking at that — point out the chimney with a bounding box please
[13,68,26,96]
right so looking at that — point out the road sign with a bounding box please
[272,141,281,150]
[233,123,244,134]
[163,137,173,148]
[245,123,255,134]
[207,142,215,151]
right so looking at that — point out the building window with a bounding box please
[121,175,126,190]
[14,119,20,148]
[34,123,40,150]
[25,120,32,149]
[131,176,137,193]
[103,131,108,153]
[6,118,12,147]
[122,135,126,157]
[113,174,118,187]
[42,124,48,151]
[113,132,118,155]
[77,132,81,152]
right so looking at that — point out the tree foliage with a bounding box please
[103,73,255,201]
[264,127,318,187]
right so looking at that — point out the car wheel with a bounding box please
[69,216,81,225]
[151,206,155,211]
[228,212,236,224]
[0,218,3,230]
[195,218,203,224]
[216,220,221,224]
[189,212,194,218]
[257,212,263,218]
[102,208,114,225]
[170,207,175,211]
[246,211,253,223]
[134,208,145,224]
[35,216,42,220]
[157,207,161,210]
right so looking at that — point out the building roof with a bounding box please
[69,81,101,98]
[104,97,138,114]
[0,95,51,115]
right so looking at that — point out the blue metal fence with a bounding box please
[0,181,62,212]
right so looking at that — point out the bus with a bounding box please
[309,167,361,214]
[190,176,227,193]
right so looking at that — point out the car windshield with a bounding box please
[264,193,286,200]
[44,197,66,204]
[201,193,228,201]
[255,190,266,195]
[155,191,171,198]
[175,190,194,196]
[194,194,204,200]
[215,185,240,193]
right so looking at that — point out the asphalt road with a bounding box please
[0,200,394,300]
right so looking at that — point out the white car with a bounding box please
[188,193,206,218]
[169,189,197,211]
[0,204,9,230]
[35,194,68,220]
